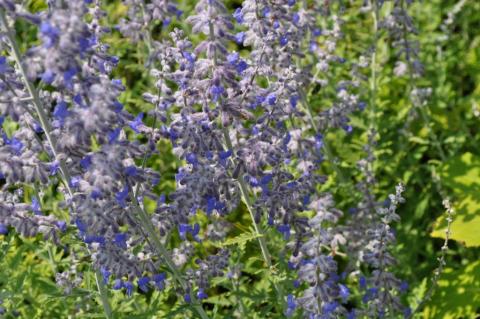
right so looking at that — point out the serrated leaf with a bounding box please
[214,232,262,250]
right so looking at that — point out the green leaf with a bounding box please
[423,261,480,319]
[431,195,480,247]
[431,152,480,246]
[409,136,430,145]
[438,152,480,193]
[213,232,262,250]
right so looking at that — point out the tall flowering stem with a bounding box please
[370,0,379,132]
[0,9,113,319]
[407,199,454,319]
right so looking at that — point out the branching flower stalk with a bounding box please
[370,0,379,133]
[299,90,347,184]
[128,191,210,319]
[0,9,114,318]
[407,198,454,319]
[1,4,208,318]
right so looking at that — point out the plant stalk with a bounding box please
[0,9,113,318]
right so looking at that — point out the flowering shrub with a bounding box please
[0,0,479,318]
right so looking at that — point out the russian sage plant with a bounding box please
[0,0,437,318]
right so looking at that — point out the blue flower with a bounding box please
[182,51,195,64]
[280,35,289,46]
[80,155,92,170]
[277,224,291,240]
[0,223,8,235]
[235,32,245,45]
[108,128,121,144]
[290,95,299,108]
[267,93,277,105]
[2,133,23,155]
[178,224,189,240]
[53,101,69,124]
[113,233,128,249]
[124,281,134,296]
[31,197,42,215]
[186,153,198,165]
[403,307,412,318]
[184,293,192,303]
[63,67,78,88]
[78,36,93,53]
[69,176,81,188]
[40,22,60,48]
[113,279,123,290]
[197,288,208,300]
[49,161,60,176]
[206,196,217,215]
[129,113,144,133]
[236,60,248,74]
[138,277,150,292]
[285,294,296,317]
[346,309,357,319]
[362,287,378,304]
[75,218,87,233]
[101,267,111,284]
[33,122,43,133]
[400,281,409,293]
[91,188,102,200]
[158,194,166,204]
[245,175,259,187]
[339,284,350,301]
[73,94,84,107]
[219,150,232,160]
[260,174,273,185]
[84,235,106,245]
[191,223,201,242]
[124,166,137,177]
[227,52,239,65]
[343,124,353,134]
[292,13,300,25]
[153,273,166,290]
[41,70,55,84]
[115,185,129,208]
[314,134,323,150]
[55,221,67,232]
[323,301,339,314]
[210,85,224,102]
[111,78,124,90]
[233,8,243,23]
[263,7,271,17]
[0,56,7,74]
[358,101,366,111]
[113,101,123,113]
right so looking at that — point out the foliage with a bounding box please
[0,0,479,318]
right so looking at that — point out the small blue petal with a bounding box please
[197,288,208,300]
[113,279,123,290]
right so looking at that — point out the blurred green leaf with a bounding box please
[431,153,480,246]
[423,261,480,318]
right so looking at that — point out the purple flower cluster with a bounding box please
[0,0,417,317]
